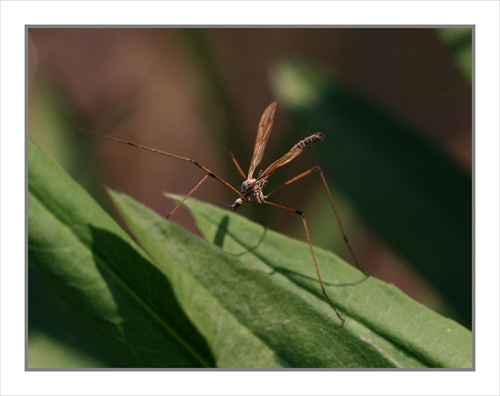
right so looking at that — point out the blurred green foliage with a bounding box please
[437,28,473,81]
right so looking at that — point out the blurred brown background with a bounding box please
[28,28,472,323]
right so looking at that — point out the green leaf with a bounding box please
[28,136,471,368]
[28,138,214,368]
[109,190,472,368]
[28,330,106,369]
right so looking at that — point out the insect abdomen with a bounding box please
[293,132,325,150]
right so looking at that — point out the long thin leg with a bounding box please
[75,126,244,198]
[229,151,246,180]
[166,174,210,219]
[262,200,345,326]
[265,165,365,274]
[265,165,321,198]
[317,169,365,275]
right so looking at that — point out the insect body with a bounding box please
[231,131,325,210]
[78,101,362,326]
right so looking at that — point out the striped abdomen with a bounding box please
[292,132,325,151]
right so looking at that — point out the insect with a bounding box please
[78,101,362,325]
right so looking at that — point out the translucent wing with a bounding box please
[258,132,325,180]
[247,101,277,179]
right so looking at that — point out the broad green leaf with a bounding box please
[181,196,472,369]
[109,191,472,368]
[28,265,121,368]
[272,61,472,328]
[28,139,214,368]
[28,136,472,368]
[28,330,106,369]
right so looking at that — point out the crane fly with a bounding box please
[77,101,362,326]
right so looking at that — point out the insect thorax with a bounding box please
[240,178,267,203]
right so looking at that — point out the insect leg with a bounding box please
[265,165,365,275]
[265,166,321,198]
[316,168,365,275]
[165,174,210,219]
[229,151,246,180]
[262,200,345,326]
[74,126,245,210]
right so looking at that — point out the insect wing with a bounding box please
[258,132,325,180]
[258,147,303,180]
[247,101,277,178]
